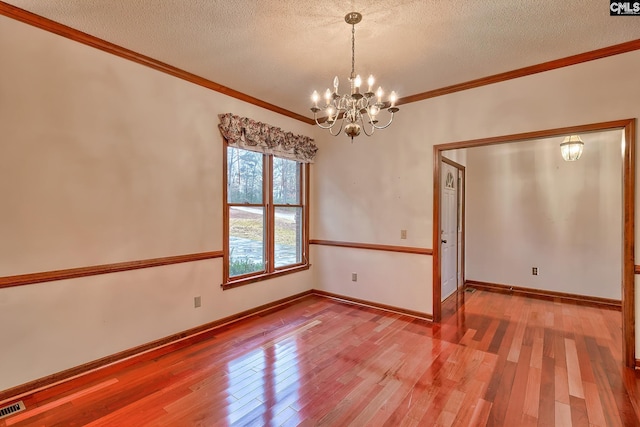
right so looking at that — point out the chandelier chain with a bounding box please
[351,23,355,77]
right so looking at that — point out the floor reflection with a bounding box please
[226,337,301,426]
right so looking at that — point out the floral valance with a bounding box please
[218,113,317,163]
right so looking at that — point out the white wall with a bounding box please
[311,245,433,314]
[312,48,640,349]
[463,132,622,299]
[310,116,433,314]
[443,149,467,166]
[0,16,313,391]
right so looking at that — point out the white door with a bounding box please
[441,162,458,301]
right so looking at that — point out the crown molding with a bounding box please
[2,2,640,123]
[0,1,314,125]
[398,39,640,106]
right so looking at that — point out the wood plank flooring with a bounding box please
[1,289,639,426]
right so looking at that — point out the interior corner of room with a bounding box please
[1,2,640,420]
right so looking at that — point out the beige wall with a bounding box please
[312,49,640,348]
[0,16,313,391]
[2,11,640,392]
[463,131,622,299]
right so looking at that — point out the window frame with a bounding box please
[222,146,310,289]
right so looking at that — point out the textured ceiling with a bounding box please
[4,0,640,118]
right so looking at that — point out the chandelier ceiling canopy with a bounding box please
[310,12,399,141]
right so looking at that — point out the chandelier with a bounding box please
[310,12,399,140]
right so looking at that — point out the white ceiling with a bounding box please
[4,0,640,119]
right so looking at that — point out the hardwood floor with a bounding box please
[2,289,639,426]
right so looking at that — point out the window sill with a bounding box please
[221,264,310,290]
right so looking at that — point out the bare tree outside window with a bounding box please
[225,147,307,280]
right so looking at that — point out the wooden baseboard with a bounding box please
[0,289,434,404]
[0,280,623,404]
[0,290,314,404]
[311,290,433,321]
[465,280,622,310]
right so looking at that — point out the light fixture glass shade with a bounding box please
[560,135,584,161]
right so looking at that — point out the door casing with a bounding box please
[432,119,636,367]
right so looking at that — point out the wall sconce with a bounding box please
[560,135,584,161]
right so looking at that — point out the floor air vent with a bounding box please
[465,287,476,293]
[0,401,26,420]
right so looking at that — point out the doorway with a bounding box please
[432,119,636,367]
[440,157,465,301]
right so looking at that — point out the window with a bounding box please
[223,146,309,288]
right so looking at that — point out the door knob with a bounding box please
[441,239,447,244]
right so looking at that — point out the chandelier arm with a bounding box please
[352,111,375,139]
[313,114,339,130]
[328,117,345,136]
[360,111,375,136]
[361,123,375,137]
[369,111,397,130]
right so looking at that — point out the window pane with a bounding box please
[274,207,303,268]
[227,147,263,204]
[272,157,300,205]
[229,206,265,276]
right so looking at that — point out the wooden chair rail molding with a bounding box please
[309,239,432,255]
[466,280,622,310]
[0,251,223,289]
[635,265,640,274]
[2,2,639,122]
[0,289,429,404]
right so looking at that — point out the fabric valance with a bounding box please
[218,113,317,163]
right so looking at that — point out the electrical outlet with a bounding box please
[400,229,407,239]
[352,273,357,282]
[532,267,538,276]
[194,296,201,308]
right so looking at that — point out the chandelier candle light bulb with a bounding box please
[390,91,397,108]
[354,75,362,92]
[324,89,332,105]
[367,75,374,93]
[309,12,400,140]
[327,107,335,122]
